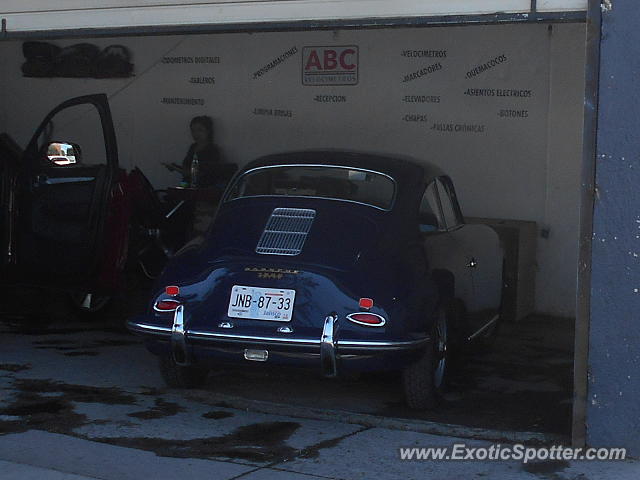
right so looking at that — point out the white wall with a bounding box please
[538,24,586,315]
[0,22,586,316]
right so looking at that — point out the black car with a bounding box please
[128,151,504,408]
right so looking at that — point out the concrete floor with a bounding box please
[0,314,636,479]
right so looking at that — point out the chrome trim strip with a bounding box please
[338,338,430,348]
[130,322,429,349]
[187,330,321,345]
[128,322,172,334]
[346,312,386,327]
[239,164,395,183]
[153,299,181,313]
[187,329,429,349]
[227,194,392,212]
[225,163,397,211]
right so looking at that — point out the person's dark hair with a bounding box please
[190,115,214,141]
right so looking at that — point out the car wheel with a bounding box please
[403,308,448,410]
[159,356,209,389]
[69,292,112,315]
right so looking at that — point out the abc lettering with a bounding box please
[340,49,356,70]
[324,49,337,69]
[305,48,356,71]
[305,50,322,70]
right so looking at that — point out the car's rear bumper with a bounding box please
[128,312,430,375]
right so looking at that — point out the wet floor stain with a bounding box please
[93,421,301,462]
[298,428,368,459]
[1,398,67,416]
[128,399,185,420]
[0,364,31,373]
[0,374,356,464]
[13,379,138,405]
[0,392,87,436]
[522,459,570,475]
[202,410,234,420]
[0,379,138,436]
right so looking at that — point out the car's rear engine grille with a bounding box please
[256,208,316,256]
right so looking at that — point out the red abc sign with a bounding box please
[304,47,357,71]
[302,46,359,85]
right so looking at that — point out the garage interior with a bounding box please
[0,19,587,442]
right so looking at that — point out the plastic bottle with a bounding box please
[190,153,199,187]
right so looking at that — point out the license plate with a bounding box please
[227,285,296,321]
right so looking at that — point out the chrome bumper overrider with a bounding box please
[128,312,430,375]
[171,305,189,366]
[321,313,338,377]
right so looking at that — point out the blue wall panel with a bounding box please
[588,0,640,455]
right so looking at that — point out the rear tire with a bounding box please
[159,356,209,388]
[403,308,448,410]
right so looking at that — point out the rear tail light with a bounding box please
[358,298,374,310]
[346,312,386,327]
[154,299,181,312]
[165,285,180,296]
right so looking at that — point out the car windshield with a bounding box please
[226,165,396,210]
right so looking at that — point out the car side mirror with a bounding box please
[45,141,81,166]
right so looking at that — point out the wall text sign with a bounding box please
[302,46,358,85]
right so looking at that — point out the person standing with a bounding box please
[164,115,223,238]
[164,115,221,187]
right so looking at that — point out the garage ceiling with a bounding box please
[1,0,588,34]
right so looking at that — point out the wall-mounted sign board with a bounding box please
[0,0,588,35]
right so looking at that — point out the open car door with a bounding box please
[14,94,120,294]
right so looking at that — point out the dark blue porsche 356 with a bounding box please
[128,151,503,409]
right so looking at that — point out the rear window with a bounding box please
[226,165,395,210]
